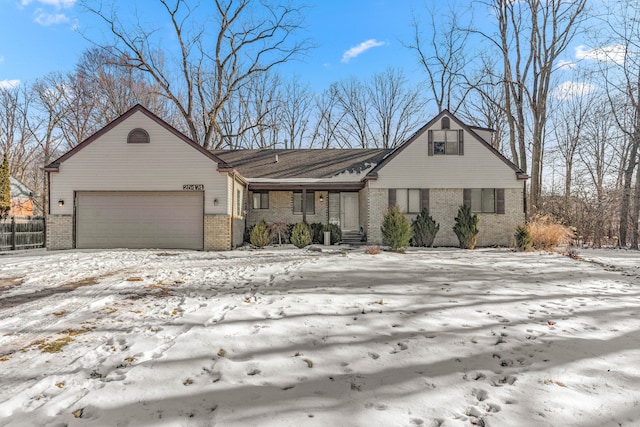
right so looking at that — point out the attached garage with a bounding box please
[75,191,204,250]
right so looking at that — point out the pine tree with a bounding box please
[453,204,479,249]
[249,220,270,247]
[411,208,440,247]
[381,205,412,252]
[0,153,10,216]
[290,222,311,248]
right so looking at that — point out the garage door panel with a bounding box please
[76,192,203,249]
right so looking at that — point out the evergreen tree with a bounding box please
[0,153,10,216]
[381,205,412,252]
[290,222,311,248]
[411,208,440,247]
[453,204,479,249]
[250,220,270,247]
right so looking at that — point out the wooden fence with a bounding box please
[0,216,45,251]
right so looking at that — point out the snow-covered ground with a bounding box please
[0,246,639,427]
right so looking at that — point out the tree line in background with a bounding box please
[0,0,639,249]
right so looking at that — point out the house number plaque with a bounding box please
[183,184,204,191]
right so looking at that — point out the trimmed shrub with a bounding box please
[381,205,412,252]
[250,220,269,247]
[411,209,440,247]
[269,222,290,245]
[514,225,533,251]
[290,222,312,248]
[323,223,342,245]
[309,223,324,244]
[526,214,573,250]
[453,204,479,249]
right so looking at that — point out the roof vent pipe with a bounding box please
[275,154,279,163]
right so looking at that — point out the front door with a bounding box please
[340,193,359,231]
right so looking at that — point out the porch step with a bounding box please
[340,231,365,245]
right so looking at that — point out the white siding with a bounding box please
[50,111,228,216]
[370,120,521,189]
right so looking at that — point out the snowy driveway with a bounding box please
[0,247,639,427]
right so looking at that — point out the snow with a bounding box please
[0,246,639,427]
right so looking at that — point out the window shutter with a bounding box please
[463,188,471,208]
[428,130,434,156]
[496,189,505,214]
[388,189,396,207]
[458,129,464,155]
[421,189,429,213]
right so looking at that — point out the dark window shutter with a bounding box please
[428,130,434,156]
[496,189,505,214]
[421,189,429,213]
[458,129,464,155]
[463,188,471,208]
[263,192,269,209]
[388,189,396,207]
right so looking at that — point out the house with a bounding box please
[45,104,527,251]
[10,177,35,216]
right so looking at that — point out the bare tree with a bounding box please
[407,4,473,112]
[311,86,344,149]
[82,0,310,149]
[367,68,425,148]
[332,78,371,148]
[473,0,587,215]
[280,75,312,149]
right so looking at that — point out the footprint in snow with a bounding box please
[390,342,408,354]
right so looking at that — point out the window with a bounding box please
[464,188,505,214]
[252,192,269,209]
[236,189,242,216]
[389,189,429,214]
[293,191,315,214]
[428,129,463,156]
[127,128,150,143]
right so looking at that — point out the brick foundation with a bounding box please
[204,214,232,251]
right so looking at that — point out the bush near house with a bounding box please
[250,220,270,247]
[453,204,479,249]
[269,222,291,245]
[323,223,342,245]
[309,223,324,244]
[290,222,312,248]
[514,225,533,251]
[526,214,573,250]
[411,209,439,247]
[381,205,412,252]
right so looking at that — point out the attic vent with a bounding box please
[441,117,450,129]
[127,128,150,144]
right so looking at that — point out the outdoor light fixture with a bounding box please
[319,195,324,202]
[213,198,219,206]
[58,199,64,207]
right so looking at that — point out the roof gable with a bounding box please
[45,104,230,171]
[366,110,527,180]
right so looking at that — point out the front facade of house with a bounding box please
[45,105,527,251]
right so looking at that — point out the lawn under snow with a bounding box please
[0,246,639,427]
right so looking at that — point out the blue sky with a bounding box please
[0,0,603,98]
[0,0,429,91]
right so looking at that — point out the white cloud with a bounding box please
[21,0,75,9]
[341,39,386,63]
[34,9,70,26]
[552,80,597,100]
[0,80,21,89]
[556,59,577,70]
[0,56,5,64]
[575,44,626,65]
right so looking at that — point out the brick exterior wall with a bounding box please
[247,190,329,227]
[365,187,525,247]
[204,214,232,251]
[46,215,73,250]
[232,217,245,248]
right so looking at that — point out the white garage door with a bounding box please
[76,191,204,249]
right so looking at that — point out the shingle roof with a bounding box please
[213,149,392,180]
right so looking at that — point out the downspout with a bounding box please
[230,171,235,250]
